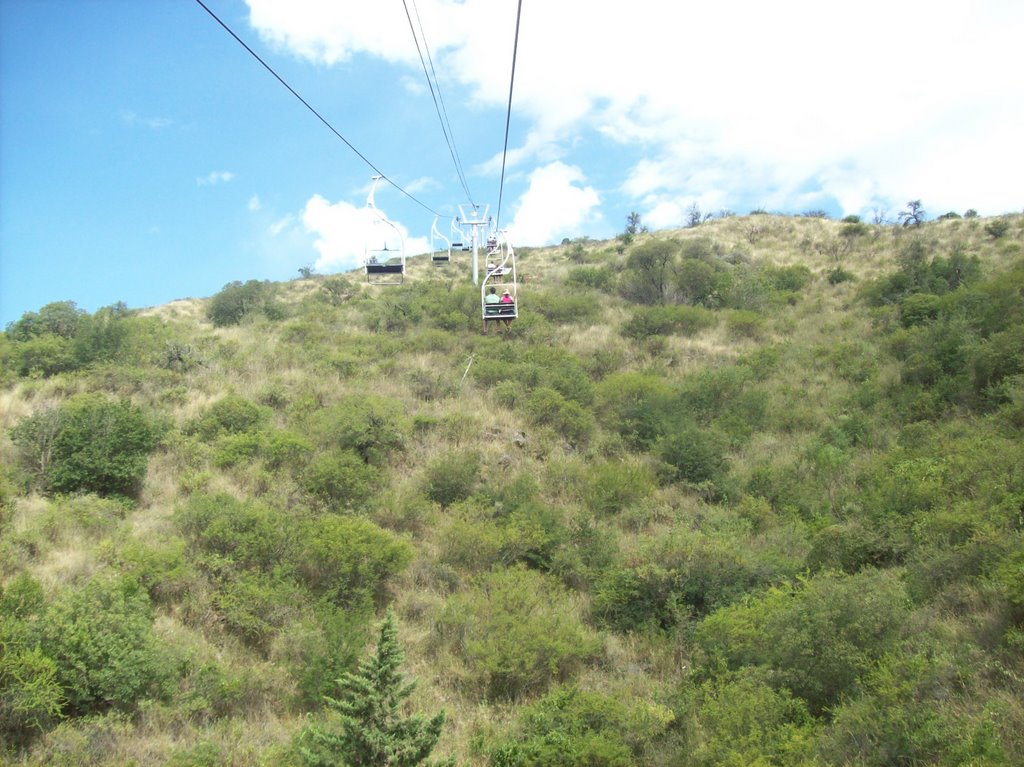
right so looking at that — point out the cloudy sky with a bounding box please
[2,0,1021,325]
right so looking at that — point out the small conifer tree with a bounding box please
[301,609,454,767]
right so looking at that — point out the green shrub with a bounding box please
[9,333,76,377]
[438,567,601,701]
[899,293,942,327]
[301,449,379,510]
[292,515,413,607]
[827,267,855,285]
[529,291,602,325]
[309,394,407,466]
[188,393,269,441]
[620,240,680,305]
[37,574,173,715]
[523,387,595,446]
[5,300,87,341]
[423,451,480,508]
[822,636,1010,766]
[213,570,306,653]
[490,686,674,767]
[621,305,717,340]
[583,459,657,516]
[695,569,910,714]
[11,394,161,497]
[594,372,674,448]
[725,310,765,340]
[285,602,372,708]
[762,264,812,292]
[984,219,1010,239]
[592,565,682,633]
[806,521,896,574]
[656,424,727,485]
[1,576,62,745]
[566,265,616,292]
[0,637,63,746]
[175,493,290,572]
[682,669,816,767]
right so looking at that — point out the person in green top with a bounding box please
[483,286,501,334]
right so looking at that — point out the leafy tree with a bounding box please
[5,300,87,341]
[625,212,643,236]
[301,609,453,767]
[11,394,162,497]
[620,240,680,305]
[207,280,277,326]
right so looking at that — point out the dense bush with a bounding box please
[37,575,173,715]
[680,669,816,767]
[1,575,62,746]
[3,300,170,378]
[594,372,674,448]
[188,393,269,440]
[422,450,480,508]
[656,424,727,485]
[621,305,717,340]
[301,449,379,509]
[438,566,601,701]
[490,686,674,766]
[566,265,616,292]
[523,387,595,446]
[293,514,413,608]
[11,394,162,497]
[695,569,910,714]
[308,394,407,466]
[528,290,603,325]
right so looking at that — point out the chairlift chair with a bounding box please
[481,230,519,329]
[363,175,405,284]
[431,215,451,265]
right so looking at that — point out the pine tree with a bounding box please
[301,609,454,767]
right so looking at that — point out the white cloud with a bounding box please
[248,195,262,211]
[302,194,430,273]
[248,0,1024,219]
[507,162,601,246]
[197,170,235,186]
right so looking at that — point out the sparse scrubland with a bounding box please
[2,212,1023,766]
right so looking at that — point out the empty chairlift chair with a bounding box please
[363,175,406,285]
[431,215,451,265]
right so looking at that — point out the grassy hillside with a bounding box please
[2,212,1023,766]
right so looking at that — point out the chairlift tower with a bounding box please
[458,204,490,284]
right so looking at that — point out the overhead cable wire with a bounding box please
[403,0,475,206]
[194,0,440,217]
[495,0,524,229]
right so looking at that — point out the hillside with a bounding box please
[2,212,1023,766]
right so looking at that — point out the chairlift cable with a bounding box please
[194,0,441,217]
[403,0,475,206]
[494,0,524,229]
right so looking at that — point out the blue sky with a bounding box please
[2,0,1022,326]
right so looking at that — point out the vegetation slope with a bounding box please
[2,210,1023,766]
